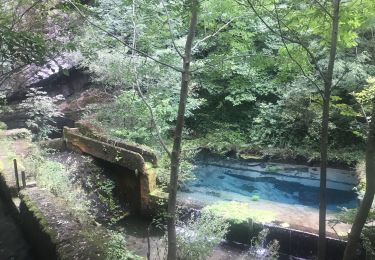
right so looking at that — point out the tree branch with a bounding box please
[67,0,182,73]
[312,0,333,19]
[10,0,43,30]
[266,0,324,97]
[192,17,236,50]
[160,0,184,58]
[131,0,171,157]
[332,69,349,89]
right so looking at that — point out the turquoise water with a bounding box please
[182,162,358,211]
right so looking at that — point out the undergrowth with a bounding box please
[23,147,139,259]
[24,150,91,218]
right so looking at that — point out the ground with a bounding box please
[0,198,33,260]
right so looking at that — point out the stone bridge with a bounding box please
[63,121,158,215]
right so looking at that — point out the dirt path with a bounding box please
[0,198,33,260]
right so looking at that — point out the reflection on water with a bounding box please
[181,163,357,211]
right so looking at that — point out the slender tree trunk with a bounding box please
[343,100,375,260]
[167,1,198,260]
[318,1,340,259]
[318,84,330,260]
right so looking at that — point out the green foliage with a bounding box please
[104,232,141,260]
[89,173,122,223]
[251,194,260,201]
[157,148,197,188]
[247,228,279,260]
[69,0,374,170]
[20,88,64,140]
[0,27,47,66]
[176,212,229,260]
[0,0,73,90]
[331,158,375,257]
[331,206,375,257]
[0,121,7,130]
[25,152,90,216]
[202,201,276,224]
[188,123,248,154]
[353,77,375,120]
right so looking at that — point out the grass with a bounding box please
[251,194,260,201]
[29,156,91,218]
[202,201,276,224]
[1,130,141,259]
[104,231,142,260]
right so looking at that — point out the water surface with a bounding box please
[181,162,357,211]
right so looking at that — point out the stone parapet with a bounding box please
[63,126,157,216]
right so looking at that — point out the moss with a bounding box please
[0,121,7,130]
[144,162,154,170]
[265,165,283,173]
[20,192,57,243]
[239,153,262,160]
[251,194,260,201]
[202,201,276,224]
[150,188,168,198]
[144,162,158,177]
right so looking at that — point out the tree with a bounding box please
[317,2,340,258]
[0,0,47,88]
[244,1,342,258]
[343,79,375,259]
[167,2,199,258]
[0,0,73,90]
[68,0,200,258]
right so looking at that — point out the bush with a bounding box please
[188,123,248,154]
[176,212,229,260]
[104,232,141,260]
[20,88,64,140]
[0,121,7,130]
[246,228,279,260]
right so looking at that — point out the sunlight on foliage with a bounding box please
[176,212,229,260]
[202,201,276,224]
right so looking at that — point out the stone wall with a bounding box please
[63,126,158,216]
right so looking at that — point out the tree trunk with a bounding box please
[318,84,330,260]
[343,100,375,260]
[167,1,198,260]
[318,1,340,259]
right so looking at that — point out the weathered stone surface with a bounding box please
[76,120,158,165]
[0,133,111,260]
[64,127,145,172]
[19,188,108,260]
[63,126,157,215]
[140,163,157,214]
[38,138,66,151]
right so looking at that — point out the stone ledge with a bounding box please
[76,120,158,165]
[19,187,109,260]
[63,126,157,216]
[64,127,146,172]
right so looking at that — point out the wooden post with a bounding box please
[21,171,26,189]
[13,159,20,191]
